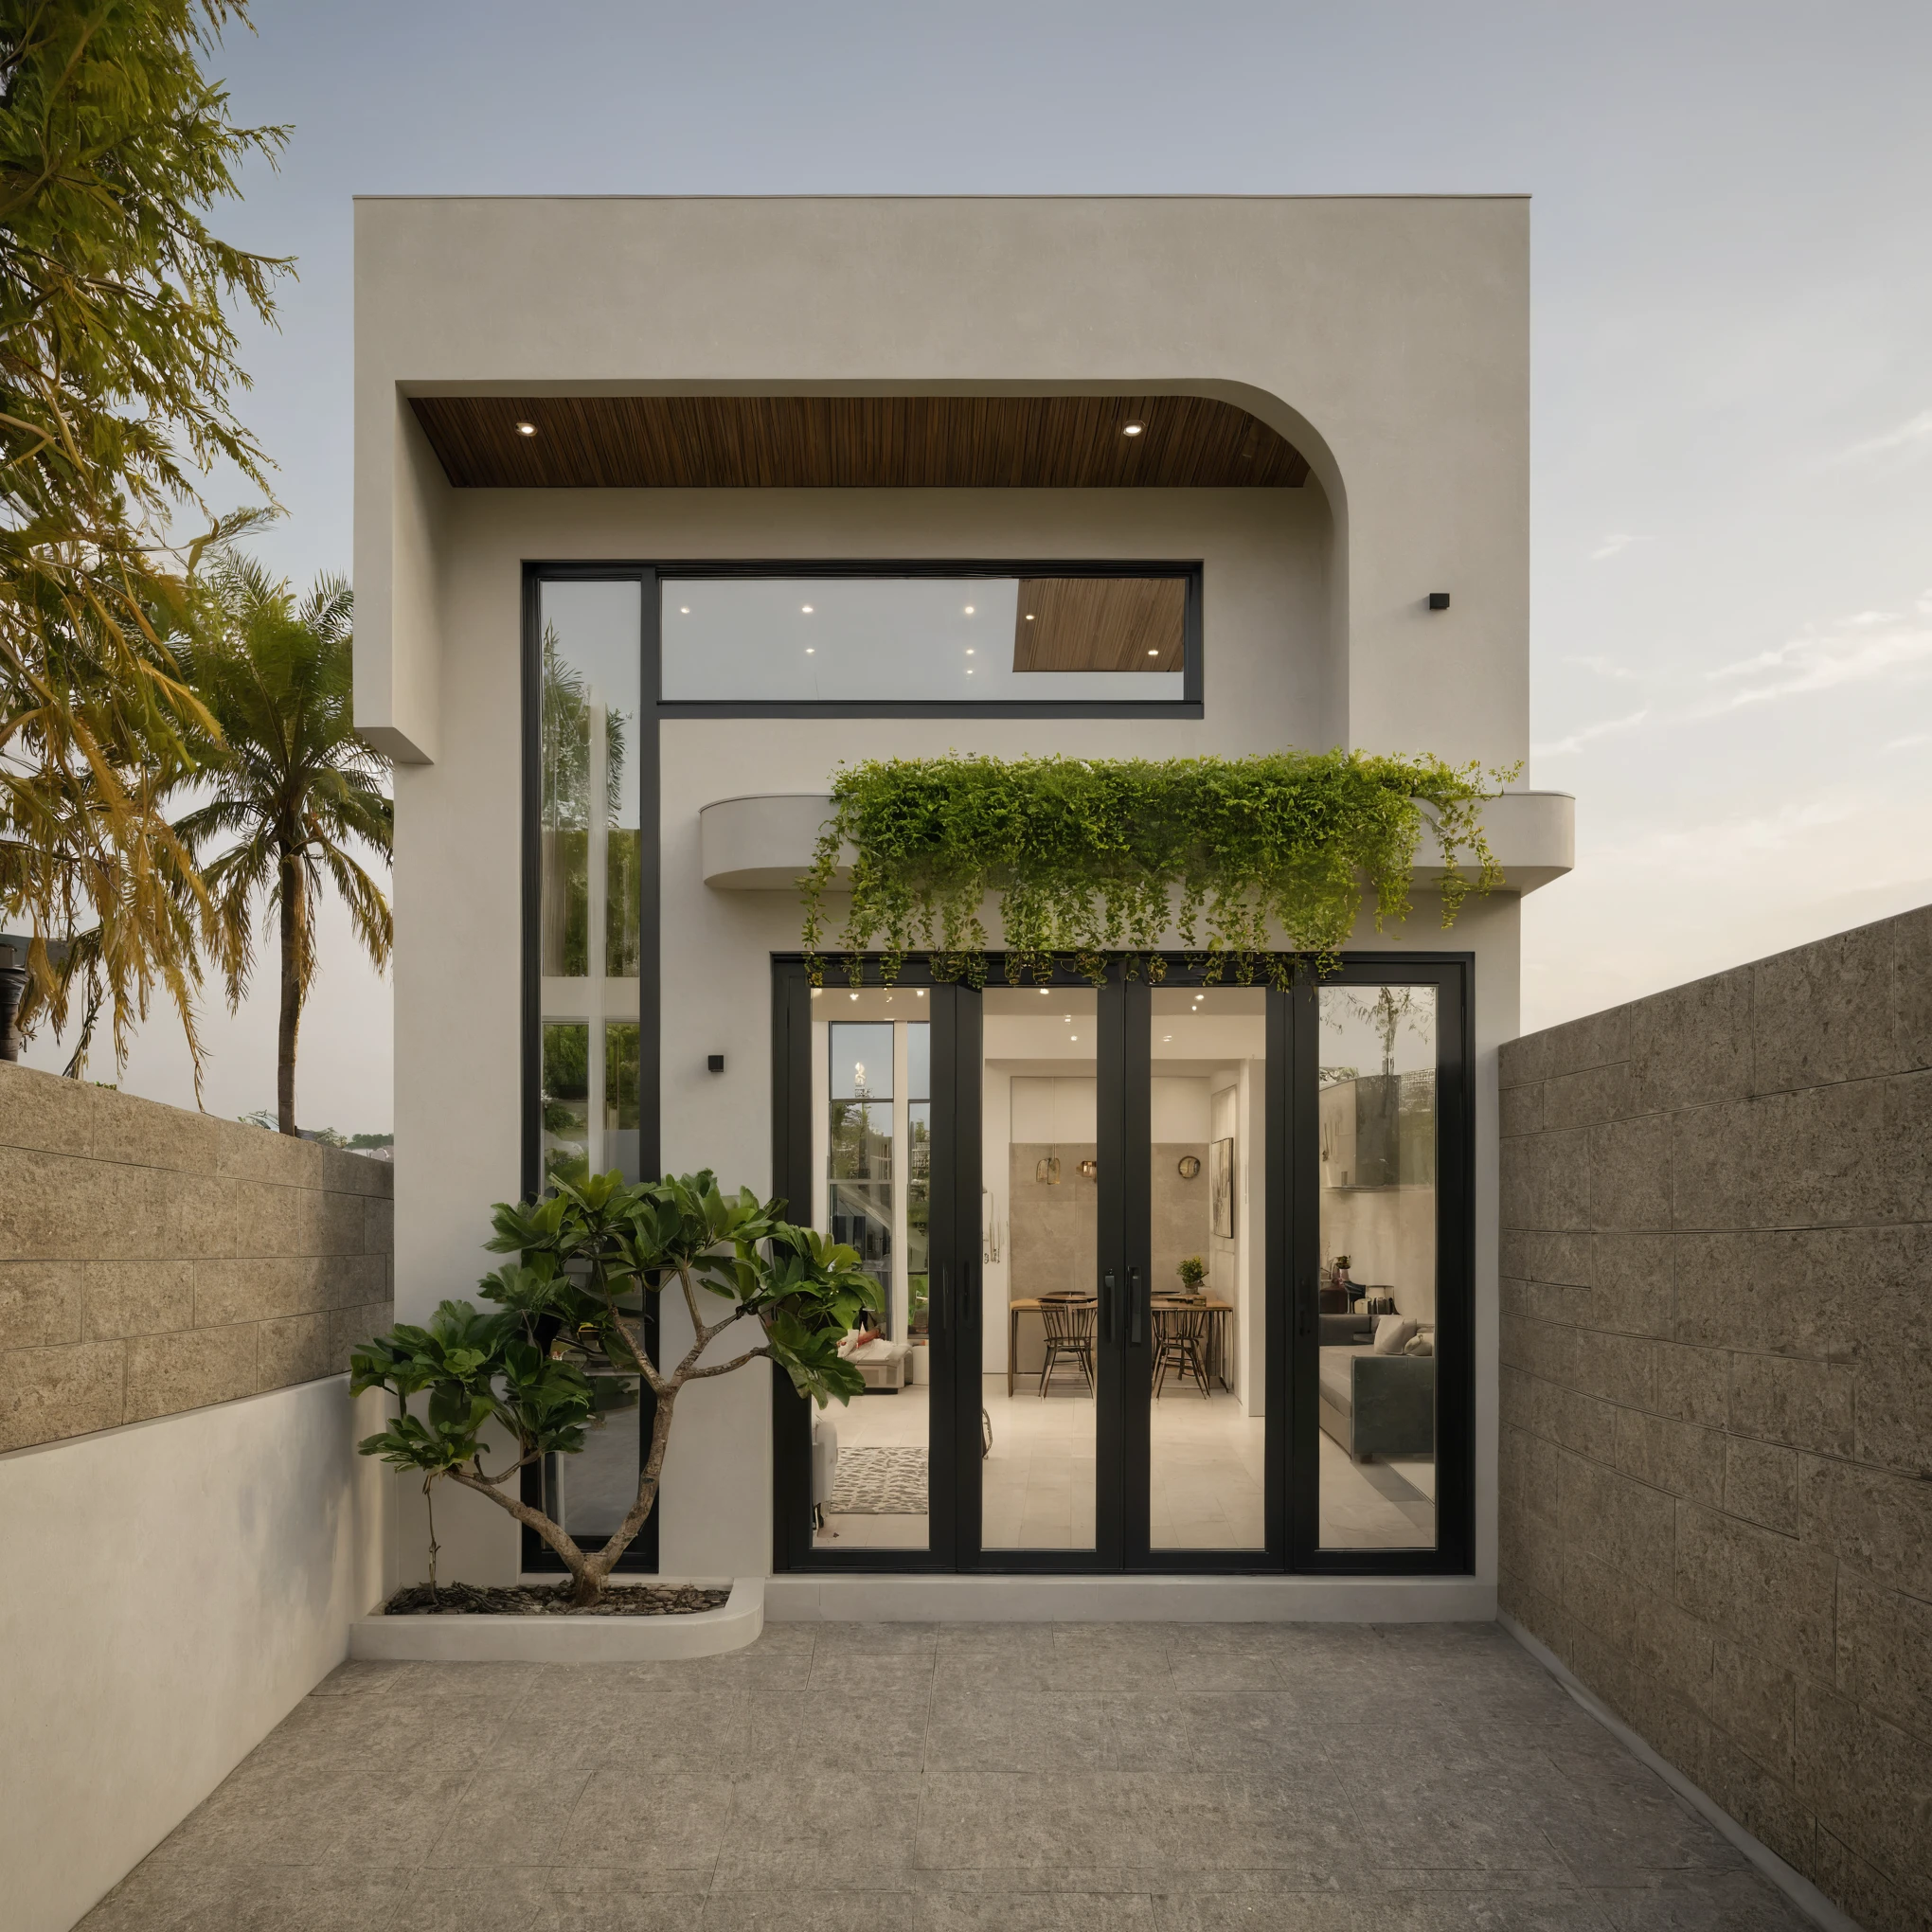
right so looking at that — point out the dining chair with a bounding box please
[1038,1297,1097,1395]
[1153,1303,1211,1398]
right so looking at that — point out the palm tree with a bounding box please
[176,553,392,1136]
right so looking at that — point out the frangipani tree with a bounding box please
[350,1170,879,1606]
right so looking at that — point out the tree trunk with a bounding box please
[447,1464,601,1595]
[575,1385,679,1600]
[277,841,303,1136]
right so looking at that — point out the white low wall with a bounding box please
[0,1376,384,1932]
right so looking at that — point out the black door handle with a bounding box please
[1129,1266,1145,1347]
[1101,1269,1118,1342]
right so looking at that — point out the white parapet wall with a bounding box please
[0,1378,384,1932]
[700,789,1576,896]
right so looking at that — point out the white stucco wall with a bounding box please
[0,1380,384,1932]
[354,194,1530,771]
[383,478,1518,1589]
[359,194,1530,1596]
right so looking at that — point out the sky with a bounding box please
[22,0,1931,1128]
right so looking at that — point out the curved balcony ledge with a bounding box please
[699,789,1574,895]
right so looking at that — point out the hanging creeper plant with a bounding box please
[799,750,1514,989]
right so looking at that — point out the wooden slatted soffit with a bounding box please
[1012,579,1186,673]
[410,395,1309,490]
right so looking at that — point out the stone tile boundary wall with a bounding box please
[0,1062,394,1454]
[1496,904,1932,1932]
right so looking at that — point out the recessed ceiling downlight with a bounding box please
[514,420,537,437]
[1121,421,1144,437]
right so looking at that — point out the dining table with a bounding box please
[1006,1294,1235,1395]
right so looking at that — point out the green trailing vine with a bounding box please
[799,750,1514,989]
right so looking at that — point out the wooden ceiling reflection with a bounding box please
[1012,578,1186,673]
[409,394,1309,490]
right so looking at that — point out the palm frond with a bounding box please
[180,554,391,1118]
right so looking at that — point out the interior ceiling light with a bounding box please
[850,993,859,1001]
[1163,1034,1172,1042]
[804,647,814,654]
[1147,649,1159,655]
[916,989,926,997]
[679,606,690,614]
[965,648,975,654]
[514,420,537,436]
[964,604,975,615]
[1121,421,1144,437]
[801,604,814,614]
[1025,613,1035,621]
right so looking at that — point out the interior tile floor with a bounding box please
[820,1381,1436,1553]
[80,1620,1813,1931]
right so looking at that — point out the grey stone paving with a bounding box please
[80,1621,1816,1930]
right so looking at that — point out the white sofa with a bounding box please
[840,1335,913,1391]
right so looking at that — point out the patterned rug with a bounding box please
[827,1446,929,1514]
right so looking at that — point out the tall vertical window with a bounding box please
[537,580,643,1190]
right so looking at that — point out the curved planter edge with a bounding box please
[347,1576,763,1663]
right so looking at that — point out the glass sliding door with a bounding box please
[1140,985,1271,1553]
[1293,958,1470,1572]
[774,955,1469,1579]
[978,983,1105,1555]
[1315,981,1440,1549]
[805,984,943,1554]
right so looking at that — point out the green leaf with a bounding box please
[796,751,1517,989]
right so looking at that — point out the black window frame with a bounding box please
[519,562,661,1575]
[1287,954,1476,1578]
[771,950,1476,1580]
[655,559,1204,718]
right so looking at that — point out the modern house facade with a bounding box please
[354,194,1573,1615]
